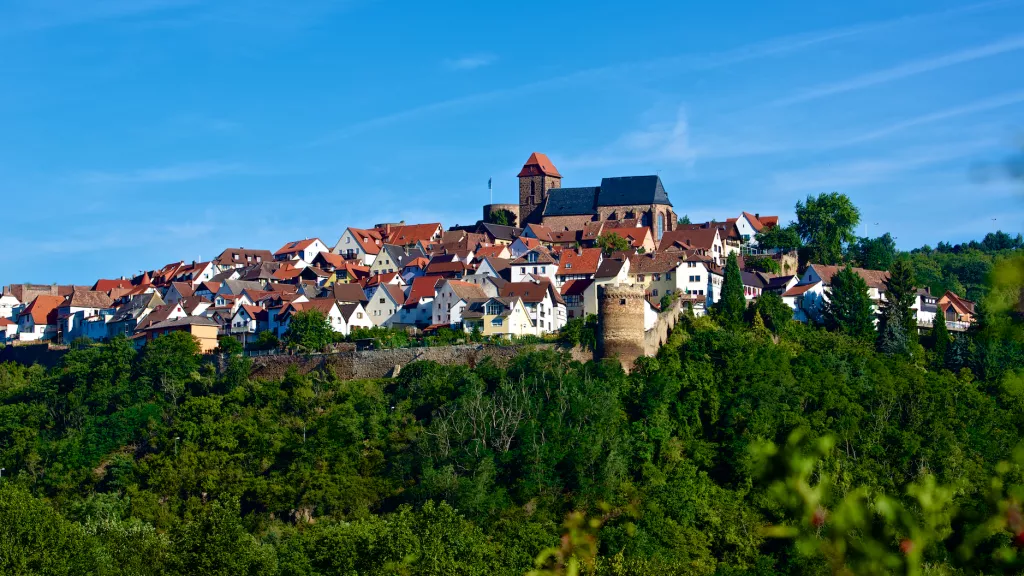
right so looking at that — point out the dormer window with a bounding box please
[565,262,572,269]
[526,252,539,263]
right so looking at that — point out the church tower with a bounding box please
[518,152,561,226]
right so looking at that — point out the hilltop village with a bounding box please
[1,152,976,352]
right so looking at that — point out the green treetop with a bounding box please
[824,265,876,340]
[715,252,746,326]
[796,192,861,264]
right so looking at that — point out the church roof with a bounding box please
[597,175,672,207]
[543,187,599,217]
[517,152,562,178]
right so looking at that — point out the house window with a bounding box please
[665,272,671,280]
[491,317,503,327]
[565,262,572,269]
[652,289,659,296]
[653,274,661,281]
[527,252,538,263]
[520,267,526,274]
[486,302,502,315]
[532,267,538,274]
[540,266,546,274]
[619,299,627,305]
[637,274,645,282]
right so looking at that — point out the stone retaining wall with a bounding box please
[240,343,594,381]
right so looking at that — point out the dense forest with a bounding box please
[1,229,1023,574]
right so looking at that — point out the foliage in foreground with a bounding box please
[0,258,1022,574]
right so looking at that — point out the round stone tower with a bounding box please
[598,283,646,371]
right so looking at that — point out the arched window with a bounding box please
[642,211,652,227]
[657,213,665,241]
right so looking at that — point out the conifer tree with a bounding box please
[878,258,917,352]
[716,252,746,326]
[931,308,950,367]
[824,265,876,341]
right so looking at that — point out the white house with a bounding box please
[509,237,544,259]
[500,281,566,335]
[229,305,266,345]
[582,257,632,317]
[333,227,383,266]
[0,293,21,320]
[0,318,18,343]
[17,295,64,342]
[432,280,488,327]
[398,276,441,327]
[274,238,330,264]
[58,290,114,342]
[365,284,406,327]
[510,248,558,284]
[337,303,373,335]
[782,281,826,324]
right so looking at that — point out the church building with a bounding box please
[516,152,678,243]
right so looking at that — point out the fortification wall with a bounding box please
[598,284,647,371]
[0,343,69,369]
[597,283,684,372]
[242,343,593,381]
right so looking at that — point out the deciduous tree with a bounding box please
[795,192,861,264]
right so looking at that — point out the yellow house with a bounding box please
[137,316,220,353]
[369,244,424,276]
[461,296,534,337]
[626,253,686,300]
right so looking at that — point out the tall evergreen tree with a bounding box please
[878,258,917,351]
[824,265,876,340]
[716,252,746,326]
[931,308,950,367]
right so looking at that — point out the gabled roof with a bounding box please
[809,264,890,290]
[557,248,602,276]
[475,222,523,242]
[18,295,64,325]
[741,212,779,232]
[602,227,651,249]
[462,296,523,319]
[275,238,323,256]
[196,281,222,294]
[136,303,185,331]
[597,175,671,207]
[480,257,511,273]
[659,228,719,252]
[512,246,557,265]
[595,257,627,280]
[513,237,543,251]
[337,303,363,322]
[140,316,219,332]
[502,279,564,305]
[93,279,134,292]
[740,271,766,289]
[214,247,274,267]
[445,280,488,301]
[110,292,164,323]
[386,223,442,246]
[783,282,821,297]
[518,152,562,178]
[382,284,407,306]
[331,283,369,304]
[168,282,195,298]
[221,280,266,295]
[628,252,685,274]
[474,245,509,260]
[765,275,796,291]
[311,251,348,270]
[560,278,593,297]
[524,224,554,242]
[62,290,114,310]
[0,318,14,327]
[543,187,598,216]
[346,227,385,255]
[940,290,976,315]
[179,296,212,315]
[404,276,442,308]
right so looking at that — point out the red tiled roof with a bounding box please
[404,276,442,308]
[557,248,602,275]
[365,271,400,287]
[275,238,323,256]
[347,227,384,255]
[386,223,442,246]
[215,247,274,267]
[560,279,593,297]
[525,224,554,242]
[517,152,562,178]
[602,227,651,249]
[93,279,134,292]
[19,295,65,325]
[783,282,820,297]
[474,245,509,261]
[659,228,718,252]
[0,318,14,326]
[809,264,890,290]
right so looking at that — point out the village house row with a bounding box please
[0,153,977,352]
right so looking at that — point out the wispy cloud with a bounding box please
[444,54,497,71]
[311,0,1013,145]
[559,107,695,170]
[770,140,1000,193]
[78,161,246,184]
[844,90,1024,144]
[773,35,1024,106]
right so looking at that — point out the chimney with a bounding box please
[755,213,760,219]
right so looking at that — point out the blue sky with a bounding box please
[1,0,1022,285]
